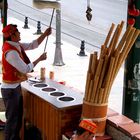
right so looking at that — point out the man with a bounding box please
[1,24,52,140]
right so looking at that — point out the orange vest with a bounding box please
[2,42,27,83]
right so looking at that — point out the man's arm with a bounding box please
[37,27,52,45]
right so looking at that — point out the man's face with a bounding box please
[11,30,21,42]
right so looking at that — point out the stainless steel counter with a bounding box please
[21,78,84,108]
[22,78,83,140]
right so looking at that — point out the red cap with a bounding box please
[2,24,18,38]
[79,119,97,134]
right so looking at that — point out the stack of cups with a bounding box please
[49,71,54,80]
[40,67,46,80]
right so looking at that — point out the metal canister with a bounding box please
[40,67,46,80]
[49,71,54,80]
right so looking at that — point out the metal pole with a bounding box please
[3,0,7,27]
[2,0,7,42]
[122,0,140,123]
[44,8,55,53]
[53,8,65,66]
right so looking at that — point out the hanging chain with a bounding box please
[86,0,92,22]
[87,0,90,7]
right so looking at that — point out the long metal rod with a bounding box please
[44,8,55,53]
